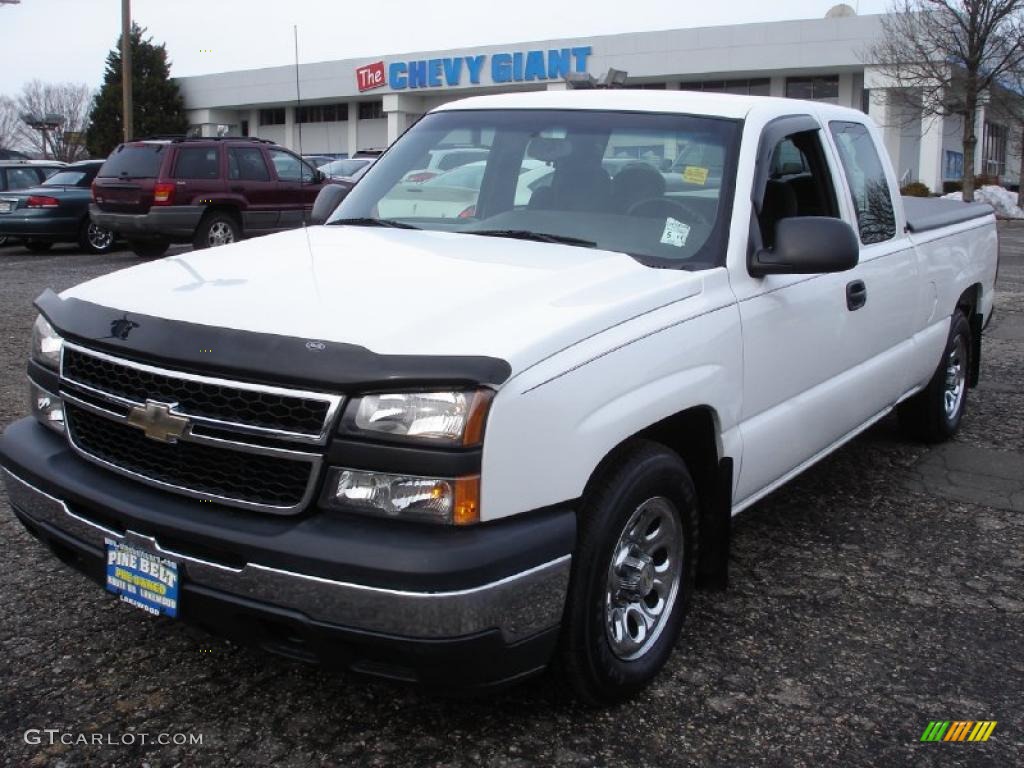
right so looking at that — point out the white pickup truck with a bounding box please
[0,91,997,704]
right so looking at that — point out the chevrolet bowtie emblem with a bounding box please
[126,401,190,443]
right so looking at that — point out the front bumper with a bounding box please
[89,205,205,241]
[0,418,574,689]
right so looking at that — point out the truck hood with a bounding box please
[63,226,704,379]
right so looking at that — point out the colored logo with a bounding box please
[920,721,997,742]
[356,61,387,92]
[356,47,593,92]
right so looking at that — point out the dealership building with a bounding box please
[177,6,1021,193]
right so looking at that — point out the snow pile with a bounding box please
[942,185,1024,219]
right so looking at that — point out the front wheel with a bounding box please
[79,220,116,254]
[898,310,971,442]
[556,440,699,706]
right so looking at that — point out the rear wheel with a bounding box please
[557,440,699,706]
[128,239,170,258]
[898,310,971,442]
[193,211,240,249]
[78,220,116,254]
[25,240,53,253]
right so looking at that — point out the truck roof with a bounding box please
[433,89,871,124]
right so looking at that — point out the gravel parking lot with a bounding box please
[1,228,1022,767]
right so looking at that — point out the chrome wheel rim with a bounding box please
[944,334,967,420]
[208,221,235,246]
[605,496,683,661]
[87,223,113,251]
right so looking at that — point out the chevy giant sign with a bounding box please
[356,47,593,92]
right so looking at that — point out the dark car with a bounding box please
[90,137,327,258]
[0,161,116,254]
[0,160,67,246]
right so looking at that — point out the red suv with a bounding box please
[90,137,326,257]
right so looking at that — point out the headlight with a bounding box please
[29,380,64,434]
[31,315,63,370]
[322,468,480,525]
[344,390,492,446]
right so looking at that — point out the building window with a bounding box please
[679,78,769,96]
[785,75,839,103]
[259,108,286,126]
[358,100,384,120]
[983,121,1007,177]
[295,104,348,123]
[240,119,249,137]
[625,82,667,89]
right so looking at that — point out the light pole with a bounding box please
[21,113,64,159]
[121,0,133,142]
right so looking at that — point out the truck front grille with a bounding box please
[58,343,342,514]
[63,346,334,439]
[67,405,313,508]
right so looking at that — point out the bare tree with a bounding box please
[0,95,21,152]
[867,0,1024,201]
[15,80,93,162]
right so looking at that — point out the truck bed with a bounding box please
[902,196,993,233]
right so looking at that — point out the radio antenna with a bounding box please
[294,25,304,160]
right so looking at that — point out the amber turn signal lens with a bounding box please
[453,476,481,525]
[462,390,494,447]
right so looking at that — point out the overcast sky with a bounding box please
[0,0,890,95]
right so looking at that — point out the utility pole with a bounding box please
[121,0,133,142]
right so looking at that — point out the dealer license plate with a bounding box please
[0,200,14,213]
[104,538,179,618]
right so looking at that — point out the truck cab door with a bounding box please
[730,116,899,509]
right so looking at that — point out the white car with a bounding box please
[2,90,997,705]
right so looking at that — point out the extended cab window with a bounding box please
[758,129,838,248]
[337,109,741,269]
[174,147,220,179]
[829,121,896,245]
[228,147,271,181]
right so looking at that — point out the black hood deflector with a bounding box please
[35,289,511,391]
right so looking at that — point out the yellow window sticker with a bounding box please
[682,166,709,185]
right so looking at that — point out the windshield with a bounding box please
[43,168,95,187]
[330,109,740,268]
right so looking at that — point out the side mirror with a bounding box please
[310,184,349,225]
[750,217,859,277]
[315,169,326,184]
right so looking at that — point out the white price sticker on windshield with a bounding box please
[660,217,691,248]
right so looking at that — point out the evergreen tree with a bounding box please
[86,24,188,157]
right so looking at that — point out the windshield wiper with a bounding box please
[330,217,420,230]
[465,229,597,248]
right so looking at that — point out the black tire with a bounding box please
[192,211,240,250]
[25,240,53,253]
[556,440,699,706]
[128,239,170,259]
[78,220,116,254]
[898,310,971,442]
